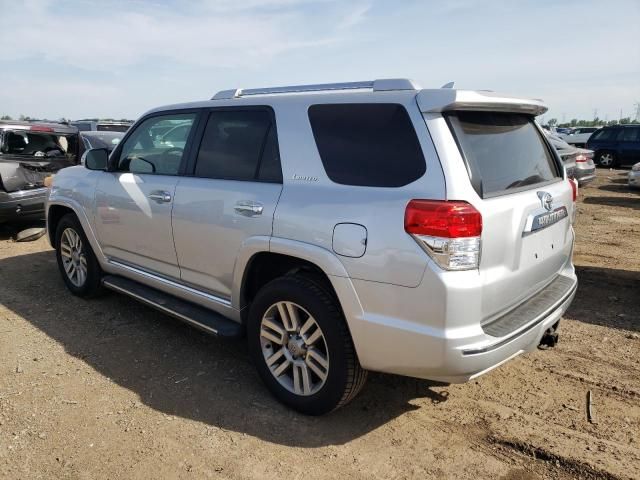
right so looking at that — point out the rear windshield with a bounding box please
[447,112,560,198]
[1,130,78,162]
[97,124,130,132]
[308,103,426,187]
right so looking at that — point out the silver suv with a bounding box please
[46,79,578,415]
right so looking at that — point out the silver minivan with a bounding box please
[47,79,577,414]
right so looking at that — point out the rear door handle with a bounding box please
[234,201,263,216]
[148,191,172,203]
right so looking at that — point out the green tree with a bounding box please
[548,118,558,126]
[1,114,12,120]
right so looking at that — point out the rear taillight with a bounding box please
[30,125,54,132]
[575,153,592,163]
[569,178,578,202]
[405,200,482,271]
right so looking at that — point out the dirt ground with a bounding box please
[0,168,638,480]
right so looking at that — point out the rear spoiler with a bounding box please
[416,89,547,116]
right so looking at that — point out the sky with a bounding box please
[0,0,638,122]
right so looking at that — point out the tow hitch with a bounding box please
[538,322,560,349]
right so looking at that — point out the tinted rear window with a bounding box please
[308,104,426,187]
[447,112,560,197]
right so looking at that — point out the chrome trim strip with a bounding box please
[102,280,219,335]
[462,280,577,356]
[107,260,232,308]
[7,187,49,199]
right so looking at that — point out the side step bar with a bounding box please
[102,275,243,338]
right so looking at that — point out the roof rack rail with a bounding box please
[211,78,420,100]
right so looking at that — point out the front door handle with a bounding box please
[234,201,263,217]
[148,191,172,203]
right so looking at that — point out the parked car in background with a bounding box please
[629,163,640,188]
[587,124,640,167]
[0,121,78,224]
[560,127,600,148]
[79,131,124,160]
[555,127,572,135]
[70,120,132,133]
[546,133,596,186]
[47,79,577,414]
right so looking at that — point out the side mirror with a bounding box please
[84,148,109,171]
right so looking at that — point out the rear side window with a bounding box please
[447,112,560,198]
[308,104,426,187]
[195,109,282,182]
[620,127,640,142]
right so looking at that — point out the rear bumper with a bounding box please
[575,167,596,186]
[0,187,48,223]
[344,238,577,383]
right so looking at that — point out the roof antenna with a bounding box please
[441,81,455,89]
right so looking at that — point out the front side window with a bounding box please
[447,111,560,197]
[308,103,426,187]
[591,128,619,141]
[118,113,196,175]
[194,109,282,182]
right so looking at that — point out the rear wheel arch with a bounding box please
[239,252,341,324]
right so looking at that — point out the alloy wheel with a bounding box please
[260,301,330,396]
[59,227,88,287]
[599,152,614,167]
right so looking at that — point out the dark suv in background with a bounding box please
[586,124,640,167]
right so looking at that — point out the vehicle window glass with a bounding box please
[73,123,92,131]
[258,126,283,183]
[308,104,425,187]
[2,130,78,163]
[621,128,640,142]
[447,112,560,197]
[118,113,196,175]
[97,124,130,133]
[591,129,618,141]
[195,109,280,182]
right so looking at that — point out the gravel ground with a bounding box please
[0,168,638,480]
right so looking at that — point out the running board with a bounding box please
[102,275,243,338]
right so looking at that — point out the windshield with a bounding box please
[1,130,78,162]
[446,112,561,198]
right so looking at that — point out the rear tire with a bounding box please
[247,275,367,415]
[55,214,103,297]
[596,151,616,167]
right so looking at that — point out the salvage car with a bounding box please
[47,80,577,414]
[629,162,640,189]
[0,121,78,224]
[547,133,596,186]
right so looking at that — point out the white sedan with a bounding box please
[629,163,640,189]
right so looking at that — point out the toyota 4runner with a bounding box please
[46,79,578,415]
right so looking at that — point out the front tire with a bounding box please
[248,275,367,415]
[55,214,103,297]
[596,151,616,167]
